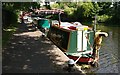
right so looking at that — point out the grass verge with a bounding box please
[2,24,18,47]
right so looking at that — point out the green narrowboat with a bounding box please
[47,21,95,64]
[37,18,50,36]
[32,9,108,66]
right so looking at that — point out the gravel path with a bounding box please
[2,23,84,74]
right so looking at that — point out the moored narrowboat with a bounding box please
[47,21,95,64]
[32,9,108,66]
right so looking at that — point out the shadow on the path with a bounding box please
[3,36,54,73]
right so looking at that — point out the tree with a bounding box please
[73,2,100,22]
[2,2,41,28]
[111,2,120,24]
[2,2,40,12]
[97,2,112,15]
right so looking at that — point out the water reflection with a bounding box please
[92,23,119,73]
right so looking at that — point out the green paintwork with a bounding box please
[67,31,77,53]
[66,30,94,57]
[38,19,50,28]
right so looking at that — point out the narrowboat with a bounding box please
[32,9,108,66]
[47,21,95,64]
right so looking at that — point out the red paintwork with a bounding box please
[68,55,94,63]
[68,26,76,30]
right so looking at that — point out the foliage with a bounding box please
[111,2,120,24]
[79,2,95,17]
[51,2,120,24]
[97,2,112,15]
[64,6,76,16]
[2,2,40,28]
[2,2,40,12]
[73,2,100,22]
[2,9,18,28]
[97,14,112,23]
[51,2,100,22]
[51,3,60,8]
[50,2,78,21]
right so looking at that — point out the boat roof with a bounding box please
[52,21,89,31]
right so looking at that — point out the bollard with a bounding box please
[67,59,75,72]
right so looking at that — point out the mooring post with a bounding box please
[67,59,75,72]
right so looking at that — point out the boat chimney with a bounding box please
[58,12,61,27]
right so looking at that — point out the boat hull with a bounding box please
[67,55,94,63]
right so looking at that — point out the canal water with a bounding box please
[90,24,119,73]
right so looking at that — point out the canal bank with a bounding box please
[2,23,85,74]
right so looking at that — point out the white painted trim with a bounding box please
[77,30,82,51]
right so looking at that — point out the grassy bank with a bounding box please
[2,24,18,47]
